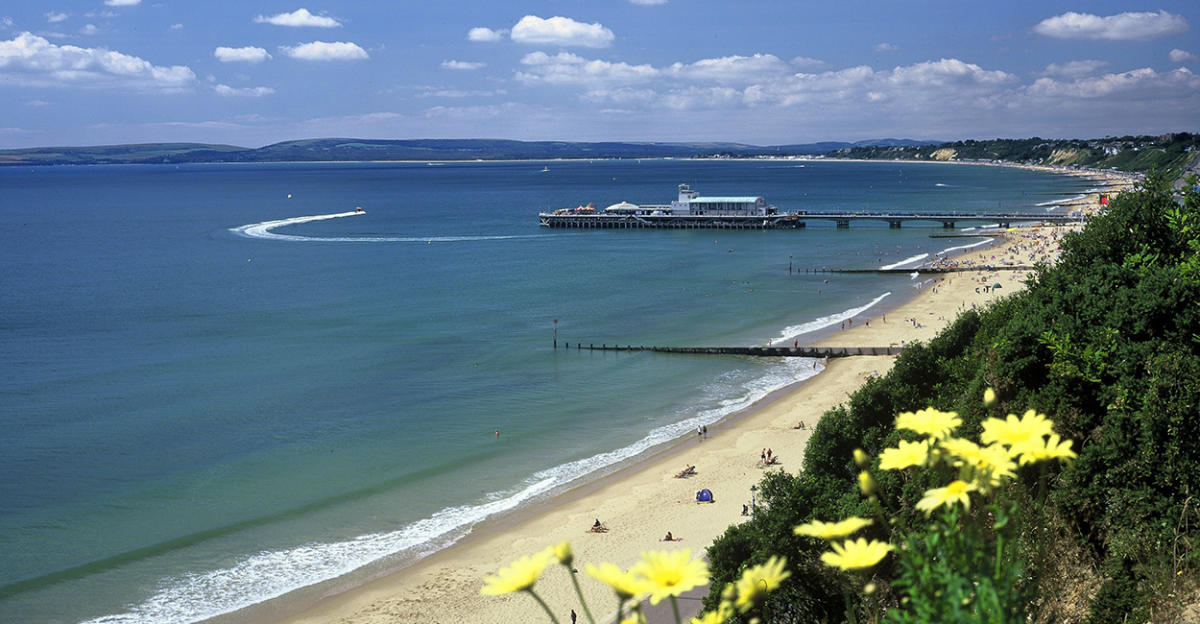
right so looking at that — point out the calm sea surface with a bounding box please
[0,159,1094,623]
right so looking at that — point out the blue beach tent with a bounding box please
[696,488,714,503]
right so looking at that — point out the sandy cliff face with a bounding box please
[930,148,957,160]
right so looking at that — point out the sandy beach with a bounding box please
[241,171,1132,624]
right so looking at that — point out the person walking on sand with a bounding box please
[702,425,708,439]
[761,449,766,463]
[571,609,577,624]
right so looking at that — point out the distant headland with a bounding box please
[1,133,1196,177]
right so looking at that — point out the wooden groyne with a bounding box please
[803,265,1036,275]
[557,343,903,357]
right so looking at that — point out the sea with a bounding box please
[0,159,1097,623]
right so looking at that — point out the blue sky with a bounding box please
[1,1,1197,148]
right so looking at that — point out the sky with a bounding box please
[1,1,1198,148]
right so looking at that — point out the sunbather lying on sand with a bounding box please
[660,531,682,542]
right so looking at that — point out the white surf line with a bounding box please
[229,211,541,243]
[935,237,992,256]
[777,291,892,340]
[880,253,929,270]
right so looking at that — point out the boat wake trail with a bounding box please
[229,211,537,243]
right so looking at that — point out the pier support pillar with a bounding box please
[942,220,956,229]
[836,219,850,229]
[888,220,902,229]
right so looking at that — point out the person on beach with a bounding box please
[571,609,577,624]
[761,449,766,463]
[702,425,708,439]
[697,426,703,442]
[494,429,499,438]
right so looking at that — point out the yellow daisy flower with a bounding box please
[916,480,977,514]
[819,538,893,571]
[1015,433,1077,465]
[480,550,552,595]
[631,549,710,605]
[941,438,1016,487]
[980,410,1055,450]
[878,439,930,471]
[733,555,791,612]
[690,601,734,624]
[895,407,961,439]
[793,516,872,540]
[585,562,647,600]
[551,540,573,566]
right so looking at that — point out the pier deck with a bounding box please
[538,211,1082,230]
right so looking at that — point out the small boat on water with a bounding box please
[541,166,550,172]
[354,206,365,214]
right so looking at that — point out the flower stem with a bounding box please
[527,589,562,624]
[568,572,597,624]
[670,595,682,624]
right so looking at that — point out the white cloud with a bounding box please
[0,32,195,91]
[516,51,656,86]
[214,46,271,63]
[25,98,50,106]
[80,24,98,36]
[511,15,614,48]
[416,87,507,98]
[1024,67,1200,99]
[170,23,182,31]
[280,41,368,61]
[441,59,484,70]
[1033,10,1188,41]
[1041,60,1108,79]
[104,0,140,6]
[875,42,899,52]
[254,8,341,28]
[45,12,69,23]
[668,53,790,83]
[1170,48,1197,63]
[790,56,826,69]
[2,16,13,29]
[214,83,274,97]
[467,27,505,42]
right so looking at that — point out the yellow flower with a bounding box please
[793,516,872,540]
[853,448,871,467]
[480,551,552,595]
[691,601,734,624]
[941,438,1016,487]
[820,538,893,571]
[551,540,573,566]
[983,387,996,406]
[858,471,877,496]
[733,556,791,612]
[878,439,930,471]
[585,562,647,600]
[631,549,710,605]
[980,410,1055,450]
[1015,433,1077,465]
[916,480,977,514]
[619,613,647,624]
[895,407,961,439]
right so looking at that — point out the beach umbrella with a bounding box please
[992,283,1003,289]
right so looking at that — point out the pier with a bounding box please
[557,343,903,357]
[538,210,1081,230]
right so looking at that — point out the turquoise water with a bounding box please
[0,160,1095,623]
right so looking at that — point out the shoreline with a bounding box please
[220,208,1090,624]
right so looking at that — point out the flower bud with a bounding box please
[983,387,996,406]
[852,448,870,468]
[858,471,877,496]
